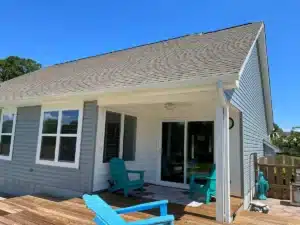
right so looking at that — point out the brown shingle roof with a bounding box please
[0,22,263,102]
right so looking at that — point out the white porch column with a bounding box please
[215,81,231,223]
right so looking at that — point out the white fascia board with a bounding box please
[0,75,238,108]
[257,26,274,134]
[217,80,228,107]
[238,23,264,79]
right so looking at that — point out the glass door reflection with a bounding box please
[161,122,185,183]
[186,121,214,184]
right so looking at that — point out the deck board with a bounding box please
[0,192,299,224]
[234,211,300,225]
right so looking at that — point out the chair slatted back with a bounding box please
[110,158,129,185]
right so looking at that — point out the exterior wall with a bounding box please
[93,109,159,191]
[226,43,269,208]
[0,101,97,197]
[229,108,242,197]
[93,103,242,196]
[126,116,160,183]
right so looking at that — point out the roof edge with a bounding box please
[235,22,273,134]
[51,22,264,68]
[238,22,264,79]
[0,75,238,107]
[257,24,274,134]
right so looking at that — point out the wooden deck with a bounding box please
[0,192,298,224]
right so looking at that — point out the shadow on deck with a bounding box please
[98,192,243,223]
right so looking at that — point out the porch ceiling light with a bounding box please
[164,102,176,110]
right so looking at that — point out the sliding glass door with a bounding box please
[160,121,214,186]
[161,122,185,184]
[186,121,214,184]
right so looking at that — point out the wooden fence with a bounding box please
[259,155,300,166]
[258,155,300,200]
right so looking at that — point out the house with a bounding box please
[263,140,280,156]
[0,22,273,223]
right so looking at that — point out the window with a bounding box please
[103,112,121,162]
[0,111,17,160]
[122,115,137,161]
[103,111,137,163]
[36,108,82,168]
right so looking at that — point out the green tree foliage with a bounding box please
[0,56,41,82]
[270,123,283,140]
[271,123,300,156]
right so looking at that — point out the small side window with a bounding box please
[0,111,17,160]
[103,111,121,163]
[122,115,137,161]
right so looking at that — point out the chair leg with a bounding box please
[205,191,211,204]
[108,186,114,193]
[108,183,119,193]
[124,188,129,197]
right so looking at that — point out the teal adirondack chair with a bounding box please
[109,157,145,197]
[83,194,175,225]
[189,164,216,204]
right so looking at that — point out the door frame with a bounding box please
[156,120,214,189]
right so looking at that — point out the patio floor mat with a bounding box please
[131,184,204,207]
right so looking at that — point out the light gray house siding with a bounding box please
[226,43,269,208]
[0,101,97,197]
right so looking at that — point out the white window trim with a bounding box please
[35,104,83,169]
[0,108,17,161]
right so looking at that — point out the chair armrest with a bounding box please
[127,170,145,174]
[190,173,210,184]
[127,170,145,180]
[192,173,209,178]
[115,200,168,216]
[193,174,214,180]
[127,215,174,225]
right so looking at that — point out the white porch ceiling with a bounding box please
[106,98,217,121]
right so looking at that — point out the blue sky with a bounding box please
[1,1,299,130]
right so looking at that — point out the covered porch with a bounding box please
[93,82,243,223]
[99,188,243,224]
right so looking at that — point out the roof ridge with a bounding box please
[203,22,262,35]
[52,22,262,67]
[0,21,264,103]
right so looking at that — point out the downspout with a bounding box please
[249,152,258,204]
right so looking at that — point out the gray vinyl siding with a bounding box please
[0,101,97,197]
[226,43,269,207]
